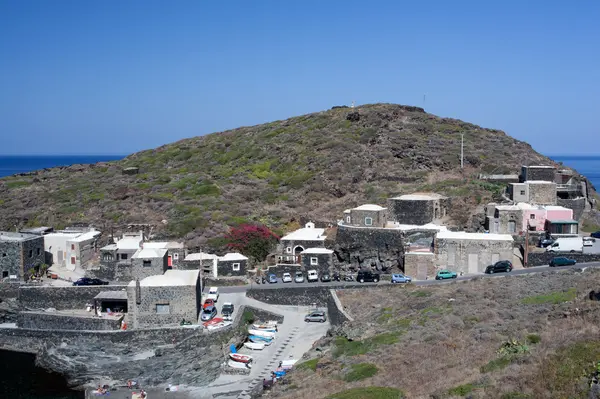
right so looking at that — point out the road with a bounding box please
[214,261,600,293]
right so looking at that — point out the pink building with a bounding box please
[544,205,573,221]
[519,203,547,232]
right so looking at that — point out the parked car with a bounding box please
[549,257,577,267]
[203,298,215,309]
[294,271,305,283]
[484,260,513,274]
[201,306,217,322]
[538,238,555,248]
[207,287,219,302]
[583,237,596,247]
[72,277,108,286]
[304,311,327,323]
[356,270,380,283]
[391,273,412,284]
[268,273,277,283]
[435,270,457,280]
[282,273,292,283]
[221,302,234,320]
[320,273,331,282]
[307,270,318,282]
[591,231,600,239]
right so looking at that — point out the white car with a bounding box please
[583,237,595,247]
[294,271,305,283]
[207,287,219,302]
[282,273,292,283]
[307,270,318,282]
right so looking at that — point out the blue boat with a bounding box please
[249,335,273,343]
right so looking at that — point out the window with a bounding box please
[2,271,8,279]
[71,257,76,265]
[530,214,535,219]
[29,250,33,258]
[520,190,525,196]
[286,247,291,254]
[2,253,6,257]
[346,216,351,223]
[143,260,152,267]
[310,257,318,266]
[37,248,41,256]
[232,263,240,271]
[156,304,170,314]
[120,253,128,260]
[71,244,75,250]
[365,217,373,226]
[103,253,113,261]
[173,253,179,260]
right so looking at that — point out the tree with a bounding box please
[224,224,279,263]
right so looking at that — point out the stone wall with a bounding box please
[126,282,200,329]
[525,252,600,267]
[217,259,247,277]
[301,253,333,275]
[333,225,404,272]
[243,305,285,324]
[387,198,435,225]
[0,282,20,299]
[17,311,122,330]
[435,237,513,274]
[558,197,587,221]
[528,182,557,205]
[168,248,186,267]
[403,252,435,280]
[0,234,44,281]
[266,264,302,278]
[19,285,128,310]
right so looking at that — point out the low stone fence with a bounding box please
[19,285,128,310]
[526,252,600,267]
[17,311,122,331]
[0,282,20,299]
[243,305,285,324]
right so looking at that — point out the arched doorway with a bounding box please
[294,246,304,264]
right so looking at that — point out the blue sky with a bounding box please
[0,0,598,155]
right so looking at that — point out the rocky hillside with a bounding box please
[0,104,556,248]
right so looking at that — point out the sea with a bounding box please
[550,155,600,189]
[0,155,124,178]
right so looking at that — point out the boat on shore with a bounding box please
[244,341,265,350]
[229,353,253,363]
[248,335,273,344]
[228,359,252,369]
[252,323,277,331]
[248,328,276,338]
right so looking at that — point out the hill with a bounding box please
[0,104,559,248]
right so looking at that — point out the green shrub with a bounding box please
[448,383,479,396]
[296,358,318,371]
[521,288,576,305]
[343,363,378,382]
[480,356,513,373]
[242,311,254,324]
[326,387,404,399]
[5,180,31,189]
[409,290,432,297]
[526,334,541,344]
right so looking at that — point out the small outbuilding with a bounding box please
[344,204,387,228]
[217,253,248,277]
[300,248,334,275]
[387,193,448,225]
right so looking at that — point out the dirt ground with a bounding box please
[265,268,600,399]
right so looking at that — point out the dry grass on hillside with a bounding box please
[267,268,600,399]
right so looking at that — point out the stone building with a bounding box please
[434,231,514,274]
[520,165,556,183]
[403,252,435,281]
[487,204,523,234]
[44,229,101,270]
[279,222,326,263]
[126,269,202,329]
[527,181,557,205]
[217,253,248,277]
[100,231,143,264]
[342,204,387,228]
[300,248,334,275]
[387,193,448,225]
[143,241,186,268]
[0,232,45,281]
[130,247,169,280]
[183,252,218,277]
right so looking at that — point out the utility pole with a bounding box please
[460,133,464,169]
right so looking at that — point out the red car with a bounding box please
[203,299,215,309]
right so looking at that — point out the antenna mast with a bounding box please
[460,133,464,169]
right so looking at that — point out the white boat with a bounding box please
[244,341,265,350]
[280,359,298,370]
[228,359,252,369]
[229,353,253,363]
[248,328,276,338]
[248,335,273,345]
[206,321,232,331]
[252,324,277,332]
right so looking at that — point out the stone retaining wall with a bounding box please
[243,305,285,324]
[17,311,122,331]
[19,285,128,310]
[526,252,600,267]
[0,283,20,299]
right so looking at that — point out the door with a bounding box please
[417,264,427,280]
[168,256,173,267]
[468,254,478,274]
[493,221,499,233]
[508,220,516,234]
[492,253,500,265]
[57,250,63,264]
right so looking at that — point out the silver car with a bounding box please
[294,271,305,283]
[304,311,326,323]
[201,306,217,321]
